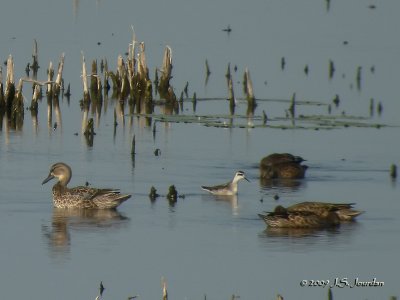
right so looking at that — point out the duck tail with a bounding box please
[337,209,364,221]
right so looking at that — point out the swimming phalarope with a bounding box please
[201,171,249,196]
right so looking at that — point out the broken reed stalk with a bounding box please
[81,52,90,102]
[158,46,176,102]
[117,55,127,98]
[127,26,138,102]
[138,42,148,80]
[138,42,153,101]
[130,25,137,62]
[11,78,24,129]
[47,61,54,96]
[162,278,168,300]
[127,51,135,99]
[244,67,256,110]
[31,39,39,78]
[54,53,64,94]
[228,76,235,113]
[91,59,98,93]
[30,84,40,112]
[0,67,4,111]
[289,92,296,118]
[225,63,231,86]
[103,58,110,92]
[5,55,15,103]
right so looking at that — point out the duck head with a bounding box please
[42,162,72,186]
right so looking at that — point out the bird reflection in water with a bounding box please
[42,208,129,257]
[201,194,239,216]
[263,226,340,238]
[258,222,360,252]
[259,177,306,190]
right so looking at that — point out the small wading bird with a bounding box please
[258,202,363,228]
[42,162,131,209]
[201,171,249,196]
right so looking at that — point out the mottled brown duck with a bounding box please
[42,162,131,209]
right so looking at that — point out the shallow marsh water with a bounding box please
[0,0,399,299]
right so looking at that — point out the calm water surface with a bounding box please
[0,0,399,299]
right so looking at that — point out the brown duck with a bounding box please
[260,153,307,179]
[42,162,131,209]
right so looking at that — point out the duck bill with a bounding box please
[42,174,55,185]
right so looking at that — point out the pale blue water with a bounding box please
[0,0,399,299]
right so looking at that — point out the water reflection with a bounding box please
[201,194,239,215]
[259,177,306,190]
[258,222,361,252]
[42,208,129,257]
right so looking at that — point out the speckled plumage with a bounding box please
[260,153,308,179]
[258,205,340,228]
[286,201,363,221]
[260,153,305,168]
[259,202,363,228]
[42,162,131,209]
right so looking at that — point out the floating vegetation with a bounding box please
[333,94,340,108]
[154,148,161,156]
[149,186,159,202]
[130,106,390,130]
[167,185,178,204]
